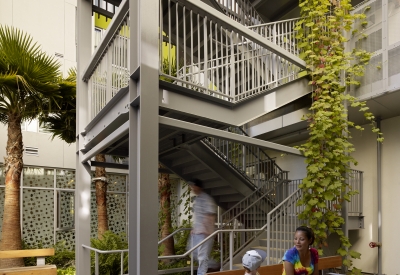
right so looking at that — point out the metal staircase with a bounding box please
[159,125,287,211]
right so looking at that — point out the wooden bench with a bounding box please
[0,248,56,275]
[207,255,342,275]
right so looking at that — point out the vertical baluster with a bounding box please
[197,14,200,88]
[168,0,171,76]
[160,0,163,75]
[176,3,179,82]
[183,6,187,88]
[190,10,193,89]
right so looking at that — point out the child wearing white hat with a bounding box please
[242,249,267,275]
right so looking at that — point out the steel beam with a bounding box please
[81,121,129,163]
[159,116,302,156]
[128,0,160,274]
[75,1,93,274]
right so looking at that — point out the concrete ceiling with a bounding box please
[251,0,366,22]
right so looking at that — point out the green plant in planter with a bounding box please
[90,231,128,275]
[295,0,383,274]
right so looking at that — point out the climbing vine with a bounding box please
[295,0,383,273]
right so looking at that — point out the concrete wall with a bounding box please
[350,116,400,275]
[0,124,76,169]
[0,0,78,169]
[269,116,400,274]
[0,0,77,76]
[265,141,307,181]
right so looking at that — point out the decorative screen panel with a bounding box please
[106,174,127,192]
[56,230,75,251]
[388,44,400,89]
[90,192,127,239]
[22,189,54,247]
[58,191,75,229]
[355,29,382,53]
[388,0,400,46]
[23,167,54,188]
[389,45,400,77]
[354,54,383,97]
[353,0,383,53]
[56,169,76,189]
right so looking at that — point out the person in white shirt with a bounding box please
[187,179,219,275]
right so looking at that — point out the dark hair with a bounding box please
[295,226,315,246]
[189,179,203,189]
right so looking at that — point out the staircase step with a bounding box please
[219,194,245,202]
[202,179,230,189]
[181,163,210,175]
[259,238,293,247]
[210,187,238,196]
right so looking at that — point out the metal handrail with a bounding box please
[215,0,265,26]
[220,173,286,226]
[156,184,304,271]
[202,126,284,189]
[82,244,128,275]
[158,228,191,245]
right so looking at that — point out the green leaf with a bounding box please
[324,192,335,201]
[308,198,318,206]
[349,250,361,259]
[337,248,347,256]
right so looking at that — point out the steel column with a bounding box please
[377,117,382,275]
[75,0,93,274]
[128,0,160,274]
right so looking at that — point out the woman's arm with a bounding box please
[312,263,319,275]
[283,261,294,275]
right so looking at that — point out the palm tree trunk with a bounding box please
[0,114,24,268]
[95,154,108,239]
[158,164,175,259]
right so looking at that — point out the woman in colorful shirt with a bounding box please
[282,226,319,275]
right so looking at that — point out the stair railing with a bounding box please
[214,0,265,26]
[156,170,363,273]
[348,169,363,216]
[218,174,290,264]
[155,180,303,274]
[202,126,286,189]
[248,17,301,56]
[266,187,305,265]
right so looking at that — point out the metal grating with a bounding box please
[354,53,383,97]
[389,44,400,77]
[388,0,400,46]
[355,29,382,53]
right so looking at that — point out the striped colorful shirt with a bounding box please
[282,247,319,275]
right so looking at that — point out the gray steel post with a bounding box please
[128,0,160,274]
[382,0,389,93]
[75,1,93,274]
[377,117,382,275]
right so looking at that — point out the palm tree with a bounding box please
[0,25,62,268]
[158,164,175,259]
[39,69,110,239]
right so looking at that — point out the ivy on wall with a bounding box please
[295,0,383,273]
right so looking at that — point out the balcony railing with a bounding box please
[248,17,300,56]
[83,0,305,118]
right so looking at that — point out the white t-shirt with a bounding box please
[192,191,216,234]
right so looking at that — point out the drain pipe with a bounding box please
[377,117,382,275]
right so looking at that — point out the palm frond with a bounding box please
[0,25,62,121]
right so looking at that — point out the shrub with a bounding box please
[90,231,128,275]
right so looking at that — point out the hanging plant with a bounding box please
[295,0,383,274]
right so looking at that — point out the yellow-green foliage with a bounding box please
[295,1,383,274]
